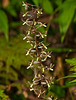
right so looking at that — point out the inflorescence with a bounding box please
[22,2,54,98]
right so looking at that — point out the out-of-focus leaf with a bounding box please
[55,0,76,42]
[10,0,19,6]
[61,80,76,88]
[65,58,76,66]
[69,79,76,83]
[73,14,76,22]
[0,89,9,99]
[66,58,76,71]
[0,10,8,40]
[47,47,75,53]
[70,66,76,71]
[10,0,23,9]
[55,0,62,6]
[56,73,76,83]
[51,86,65,98]
[42,0,53,14]
[65,58,76,86]
[63,79,76,88]
[59,7,75,42]
[33,0,39,7]
[9,22,21,27]
[6,4,17,17]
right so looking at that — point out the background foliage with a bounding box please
[0,0,76,100]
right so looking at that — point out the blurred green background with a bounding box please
[0,0,76,100]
